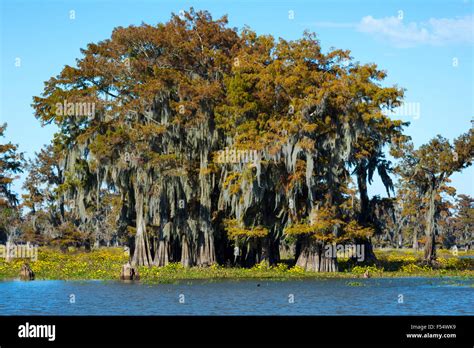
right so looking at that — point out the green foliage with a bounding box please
[351,265,383,275]
[0,124,23,208]
[224,219,269,239]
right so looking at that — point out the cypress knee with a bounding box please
[120,262,140,281]
[19,263,35,281]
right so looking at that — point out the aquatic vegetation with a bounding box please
[0,247,128,280]
[0,247,472,282]
[287,266,305,275]
[272,263,289,272]
[400,264,432,274]
[436,257,472,270]
[252,261,271,271]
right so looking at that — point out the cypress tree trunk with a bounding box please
[272,238,281,265]
[412,226,419,250]
[354,237,377,264]
[296,240,320,271]
[194,117,217,267]
[261,236,280,266]
[131,190,153,267]
[153,239,169,266]
[356,164,370,223]
[424,187,437,262]
[196,229,216,267]
[355,164,378,263]
[261,238,271,266]
[244,239,259,267]
[181,234,195,267]
[296,238,338,272]
[319,249,338,272]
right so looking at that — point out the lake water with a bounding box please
[0,277,472,315]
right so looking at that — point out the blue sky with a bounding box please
[1,0,473,198]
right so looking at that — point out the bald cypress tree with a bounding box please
[32,9,240,266]
[395,130,474,262]
[31,9,423,271]
[0,124,23,243]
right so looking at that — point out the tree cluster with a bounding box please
[2,9,472,270]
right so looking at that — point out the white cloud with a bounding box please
[356,15,474,47]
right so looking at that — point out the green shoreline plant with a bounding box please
[0,247,472,283]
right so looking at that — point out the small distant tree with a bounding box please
[21,144,63,243]
[0,124,23,207]
[0,124,23,243]
[52,221,89,251]
[395,130,474,262]
[451,194,474,249]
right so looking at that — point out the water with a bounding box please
[0,277,472,315]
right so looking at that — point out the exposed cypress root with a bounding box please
[319,251,338,272]
[181,235,195,267]
[424,233,436,264]
[196,230,216,267]
[132,229,153,267]
[19,263,35,281]
[153,239,169,266]
[132,191,153,267]
[120,262,140,280]
[296,240,338,272]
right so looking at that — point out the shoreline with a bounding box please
[0,272,474,287]
[0,247,472,283]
